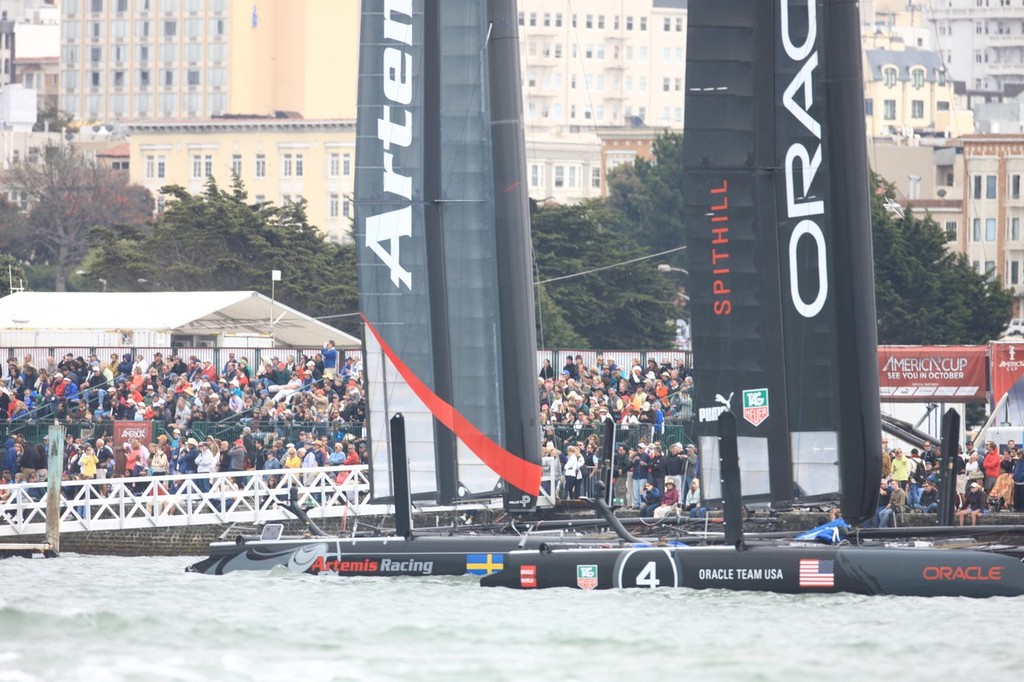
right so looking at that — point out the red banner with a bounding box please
[878,346,987,402]
[990,341,1024,405]
[112,420,155,448]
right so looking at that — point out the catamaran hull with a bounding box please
[186,535,618,577]
[479,546,1024,597]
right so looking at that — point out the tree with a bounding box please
[1,143,153,291]
[605,132,687,268]
[85,177,361,337]
[531,200,676,348]
[872,174,1012,344]
[0,251,28,298]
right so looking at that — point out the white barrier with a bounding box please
[0,464,565,537]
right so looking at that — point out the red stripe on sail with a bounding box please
[363,314,542,494]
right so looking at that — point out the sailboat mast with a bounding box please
[422,0,460,503]
[487,0,542,510]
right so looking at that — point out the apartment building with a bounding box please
[928,0,1024,94]
[959,135,1024,313]
[128,118,356,242]
[864,46,974,139]
[59,0,357,122]
[516,0,687,133]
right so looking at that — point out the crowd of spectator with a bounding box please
[537,354,703,514]
[868,437,1024,527]
[0,341,365,432]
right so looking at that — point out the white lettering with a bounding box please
[366,208,413,289]
[383,47,413,104]
[780,0,816,61]
[383,0,413,44]
[788,220,828,318]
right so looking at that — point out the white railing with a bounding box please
[0,466,375,537]
[0,465,567,537]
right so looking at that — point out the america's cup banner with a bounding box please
[878,346,987,402]
[991,341,1024,405]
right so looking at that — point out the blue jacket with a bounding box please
[1014,458,1024,484]
[321,345,338,372]
[4,438,18,474]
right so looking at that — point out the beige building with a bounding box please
[863,47,974,140]
[517,0,687,133]
[958,135,1024,314]
[59,0,357,123]
[128,118,356,242]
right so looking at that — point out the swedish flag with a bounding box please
[465,553,504,575]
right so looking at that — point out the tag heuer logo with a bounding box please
[742,388,769,427]
[576,564,598,590]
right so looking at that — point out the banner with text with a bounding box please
[878,346,986,402]
[112,420,154,448]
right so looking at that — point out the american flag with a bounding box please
[799,558,835,588]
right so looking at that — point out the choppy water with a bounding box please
[0,554,1018,681]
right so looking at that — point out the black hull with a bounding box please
[479,545,1024,598]
[186,534,622,577]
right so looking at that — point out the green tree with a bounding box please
[0,251,28,298]
[531,200,676,348]
[0,142,153,291]
[605,132,687,268]
[85,177,361,337]
[872,174,1012,344]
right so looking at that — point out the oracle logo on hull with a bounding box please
[780,0,827,320]
[364,0,415,290]
[922,565,1004,582]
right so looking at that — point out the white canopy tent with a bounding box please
[0,291,360,349]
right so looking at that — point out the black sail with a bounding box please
[355,0,541,507]
[684,0,881,522]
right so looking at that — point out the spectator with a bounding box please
[983,442,1002,493]
[958,481,988,526]
[563,445,584,500]
[684,477,704,518]
[653,478,680,519]
[639,481,662,518]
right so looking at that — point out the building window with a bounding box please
[329,193,339,218]
[937,101,950,111]
[295,154,304,177]
[1012,217,1021,242]
[343,153,352,176]
[986,175,997,199]
[591,167,601,189]
[944,220,957,241]
[192,154,202,179]
[1011,174,1021,200]
[639,17,647,31]
[554,166,564,188]
[282,194,291,206]
[883,100,896,120]
[343,199,351,218]
[329,152,339,177]
[985,261,996,281]
[255,154,266,178]
[530,164,542,188]
[864,99,873,116]
[973,175,982,199]
[911,100,923,118]
[164,19,176,36]
[187,70,200,86]
[986,218,997,241]
[204,155,212,177]
[157,156,165,178]
[884,67,897,87]
[1012,261,1020,286]
[231,154,242,176]
[145,155,155,178]
[972,218,981,241]
[912,69,925,88]
[282,153,293,177]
